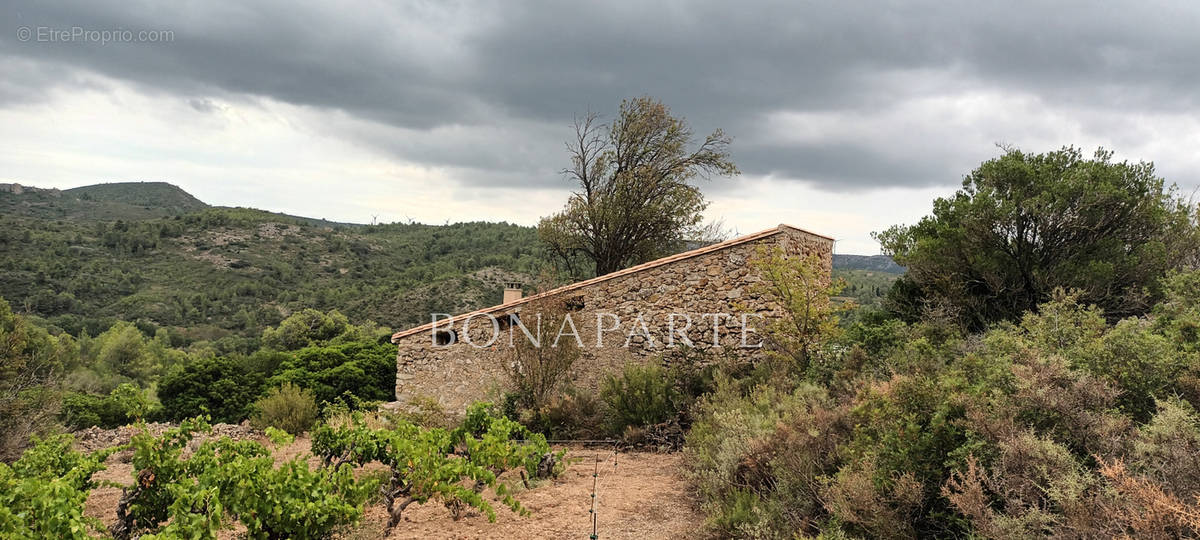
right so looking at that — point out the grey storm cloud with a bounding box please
[3,0,1199,191]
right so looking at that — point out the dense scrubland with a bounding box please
[4,145,1200,539]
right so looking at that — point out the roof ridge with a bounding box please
[391,223,832,342]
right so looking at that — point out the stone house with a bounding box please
[390,224,835,410]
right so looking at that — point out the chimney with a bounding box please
[503,282,523,304]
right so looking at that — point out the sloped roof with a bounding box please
[391,224,833,342]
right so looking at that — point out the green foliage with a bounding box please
[268,340,395,407]
[539,96,738,277]
[60,383,155,429]
[0,297,77,461]
[686,284,1200,538]
[0,188,543,343]
[311,404,557,531]
[250,383,319,435]
[0,435,112,539]
[600,363,680,432]
[876,146,1200,329]
[261,309,352,351]
[749,247,850,375]
[1072,317,1189,421]
[115,417,374,539]
[158,356,266,423]
[92,322,159,385]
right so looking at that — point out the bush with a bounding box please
[0,296,77,461]
[388,394,452,429]
[600,363,680,434]
[60,383,155,429]
[251,383,319,435]
[268,341,395,407]
[533,387,608,440]
[501,297,581,412]
[261,309,350,351]
[685,379,839,536]
[158,355,265,423]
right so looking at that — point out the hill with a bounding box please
[1,181,208,221]
[832,253,903,273]
[64,182,208,213]
[0,181,898,351]
[0,183,543,351]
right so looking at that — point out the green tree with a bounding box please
[268,341,395,407]
[93,322,158,384]
[0,297,77,461]
[261,308,350,351]
[749,247,849,375]
[158,356,266,423]
[876,147,1200,329]
[539,96,738,277]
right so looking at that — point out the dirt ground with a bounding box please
[83,437,706,539]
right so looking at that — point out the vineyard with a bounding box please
[1,406,700,539]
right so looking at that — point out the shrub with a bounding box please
[60,383,156,429]
[685,378,841,537]
[0,297,77,461]
[60,392,107,429]
[261,308,351,351]
[534,387,608,440]
[388,394,452,429]
[1072,317,1188,421]
[501,298,580,412]
[749,247,849,375]
[251,383,319,435]
[158,355,266,423]
[269,340,395,407]
[600,363,680,433]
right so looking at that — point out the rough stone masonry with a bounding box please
[390,224,834,411]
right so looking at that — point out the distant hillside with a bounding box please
[0,181,899,350]
[0,183,543,349]
[65,182,208,212]
[833,254,903,273]
[1,181,208,221]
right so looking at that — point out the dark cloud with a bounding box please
[2,0,1198,190]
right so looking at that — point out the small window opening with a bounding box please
[498,313,520,331]
[434,329,457,346]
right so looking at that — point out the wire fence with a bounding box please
[587,449,619,539]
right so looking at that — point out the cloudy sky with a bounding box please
[3,1,1199,253]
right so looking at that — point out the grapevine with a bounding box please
[0,434,115,539]
[311,402,564,531]
[113,417,376,540]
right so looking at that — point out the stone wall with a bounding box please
[392,226,833,411]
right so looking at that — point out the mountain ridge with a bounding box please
[3,181,896,260]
